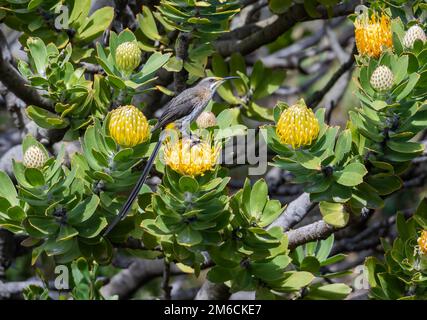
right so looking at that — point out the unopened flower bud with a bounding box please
[196,111,217,128]
[403,25,426,49]
[23,145,47,169]
[115,41,141,74]
[370,65,394,92]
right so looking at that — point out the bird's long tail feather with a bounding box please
[103,137,163,236]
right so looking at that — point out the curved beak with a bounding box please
[213,76,240,90]
[223,76,240,81]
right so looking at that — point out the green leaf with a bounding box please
[377,272,405,299]
[138,7,161,41]
[366,175,402,196]
[392,55,408,85]
[253,69,286,99]
[0,171,18,206]
[250,60,265,90]
[414,198,427,229]
[386,140,424,154]
[7,206,26,222]
[303,0,321,18]
[259,199,282,227]
[27,0,43,10]
[113,148,133,162]
[229,53,246,95]
[333,129,352,164]
[334,162,367,187]
[68,0,91,29]
[67,195,100,225]
[75,7,114,44]
[320,253,346,266]
[319,202,349,228]
[163,56,183,72]
[396,73,419,101]
[250,179,268,219]
[179,176,199,193]
[26,105,69,129]
[295,151,321,170]
[269,0,292,14]
[27,37,47,75]
[24,168,45,187]
[177,226,202,246]
[140,52,171,76]
[371,100,388,111]
[57,225,79,241]
[207,265,234,283]
[251,256,291,282]
[300,256,321,273]
[75,215,107,238]
[316,234,334,262]
[305,283,352,300]
[350,182,384,209]
[27,216,59,235]
[280,271,314,290]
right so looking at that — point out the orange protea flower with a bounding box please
[354,11,393,58]
[163,137,220,177]
[276,99,320,149]
[418,230,427,255]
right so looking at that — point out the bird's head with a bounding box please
[198,76,240,91]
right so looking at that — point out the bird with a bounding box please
[103,76,238,236]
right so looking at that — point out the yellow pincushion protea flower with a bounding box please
[109,105,150,148]
[354,11,393,58]
[276,99,320,149]
[418,230,427,255]
[163,138,220,177]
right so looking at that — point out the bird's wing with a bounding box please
[154,87,203,130]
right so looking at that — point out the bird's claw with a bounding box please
[190,136,201,147]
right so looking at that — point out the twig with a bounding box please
[306,44,356,108]
[174,32,191,93]
[162,260,172,300]
[326,24,348,63]
[112,237,162,252]
[0,229,15,280]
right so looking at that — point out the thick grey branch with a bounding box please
[100,259,181,299]
[0,278,44,300]
[0,30,53,111]
[286,220,339,250]
[269,193,315,231]
[215,0,359,56]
